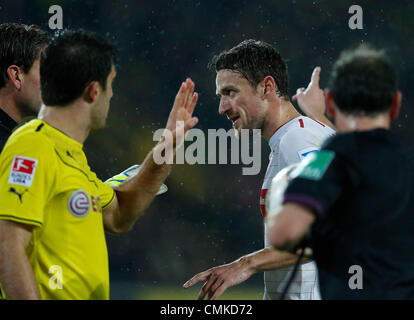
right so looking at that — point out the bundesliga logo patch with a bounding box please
[68,189,90,218]
[8,156,38,187]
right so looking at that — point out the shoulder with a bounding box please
[321,132,356,155]
[278,127,323,164]
[2,120,55,161]
[279,126,326,152]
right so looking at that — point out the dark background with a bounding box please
[1,0,413,299]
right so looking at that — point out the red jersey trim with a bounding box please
[310,118,326,127]
[260,188,268,218]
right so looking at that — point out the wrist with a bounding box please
[239,255,259,274]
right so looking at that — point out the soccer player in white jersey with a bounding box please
[184,40,335,300]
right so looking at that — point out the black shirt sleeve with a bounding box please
[283,134,360,217]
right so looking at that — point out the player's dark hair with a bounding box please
[209,39,289,99]
[329,44,397,116]
[0,23,50,89]
[40,29,117,106]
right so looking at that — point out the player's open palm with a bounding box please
[165,78,199,148]
[292,66,326,118]
[183,260,254,300]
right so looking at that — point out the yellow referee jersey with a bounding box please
[0,119,115,300]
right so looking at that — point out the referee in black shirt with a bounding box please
[0,23,49,300]
[0,23,49,150]
[267,44,414,299]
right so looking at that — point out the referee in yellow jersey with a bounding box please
[0,29,199,299]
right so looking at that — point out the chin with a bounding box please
[20,100,42,117]
[91,121,106,132]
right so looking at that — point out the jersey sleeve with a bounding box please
[0,134,56,227]
[282,136,360,217]
[97,178,115,209]
[279,128,324,166]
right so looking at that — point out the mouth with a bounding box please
[228,115,240,127]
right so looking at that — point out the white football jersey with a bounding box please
[260,116,335,300]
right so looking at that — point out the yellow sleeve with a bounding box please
[0,133,56,227]
[97,178,115,209]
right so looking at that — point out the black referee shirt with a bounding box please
[0,107,17,151]
[283,129,414,299]
[0,107,16,300]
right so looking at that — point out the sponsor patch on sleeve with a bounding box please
[8,156,38,187]
[291,150,335,181]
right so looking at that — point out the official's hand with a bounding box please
[292,66,326,119]
[183,259,254,300]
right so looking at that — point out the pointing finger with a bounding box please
[310,66,321,86]
[183,270,212,288]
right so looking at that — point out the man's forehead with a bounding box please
[216,69,247,89]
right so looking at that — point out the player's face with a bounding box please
[216,69,267,136]
[91,65,116,131]
[15,57,43,117]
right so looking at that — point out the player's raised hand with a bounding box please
[292,66,326,119]
[183,260,255,300]
[165,78,199,144]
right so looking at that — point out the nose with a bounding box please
[218,99,231,115]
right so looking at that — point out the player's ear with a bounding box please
[261,76,276,98]
[325,89,335,119]
[6,65,23,90]
[84,81,100,104]
[389,90,402,120]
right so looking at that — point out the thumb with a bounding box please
[184,117,199,132]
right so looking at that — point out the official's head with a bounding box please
[325,44,401,129]
[40,29,117,131]
[210,40,289,136]
[0,23,50,118]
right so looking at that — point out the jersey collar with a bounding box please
[38,119,84,149]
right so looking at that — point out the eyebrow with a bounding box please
[216,85,237,96]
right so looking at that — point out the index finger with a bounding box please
[310,66,321,87]
[183,270,211,288]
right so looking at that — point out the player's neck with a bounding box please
[335,112,391,132]
[263,100,300,141]
[38,103,91,144]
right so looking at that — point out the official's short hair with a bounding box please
[209,39,289,99]
[40,29,117,106]
[0,23,49,89]
[329,44,397,116]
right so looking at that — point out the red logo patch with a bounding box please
[13,157,36,174]
[8,156,38,187]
